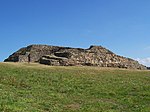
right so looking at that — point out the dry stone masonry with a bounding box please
[4,44,147,70]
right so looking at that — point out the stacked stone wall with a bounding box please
[4,44,147,70]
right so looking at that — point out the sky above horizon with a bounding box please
[0,0,150,66]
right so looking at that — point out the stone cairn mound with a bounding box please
[4,44,147,70]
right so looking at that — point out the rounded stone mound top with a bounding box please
[89,45,103,49]
[88,45,113,53]
[88,45,108,50]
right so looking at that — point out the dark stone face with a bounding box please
[4,44,147,70]
[4,55,19,62]
[54,52,71,58]
[147,67,150,70]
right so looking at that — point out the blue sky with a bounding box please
[0,0,150,66]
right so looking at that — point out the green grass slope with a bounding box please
[0,62,150,112]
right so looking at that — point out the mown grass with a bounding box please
[0,62,150,112]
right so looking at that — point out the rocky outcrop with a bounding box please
[147,67,150,70]
[4,44,147,70]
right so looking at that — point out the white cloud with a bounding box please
[144,46,150,50]
[136,58,150,67]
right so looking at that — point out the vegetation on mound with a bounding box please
[0,63,150,112]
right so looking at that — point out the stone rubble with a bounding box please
[4,45,147,70]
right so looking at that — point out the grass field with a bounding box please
[0,62,150,112]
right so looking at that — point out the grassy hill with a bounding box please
[0,62,149,112]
